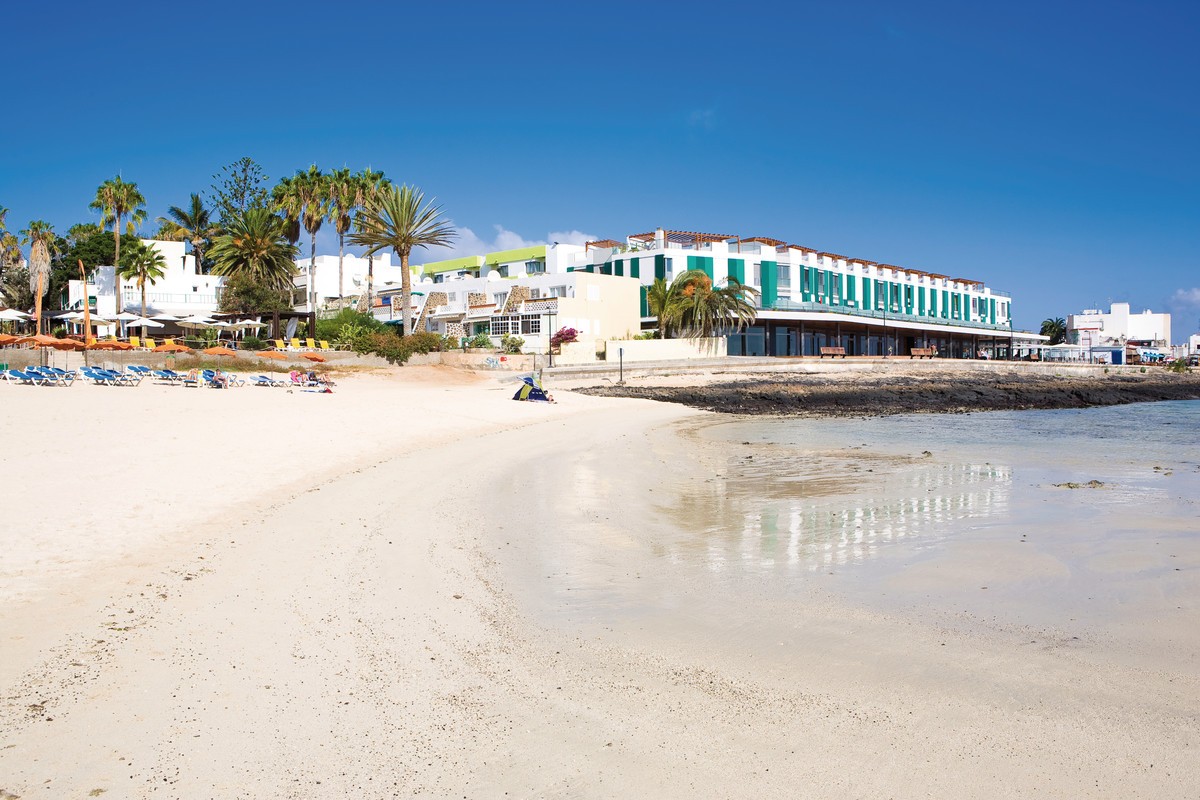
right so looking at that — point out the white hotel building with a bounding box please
[380,227,1019,359]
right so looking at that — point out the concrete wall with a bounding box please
[603,337,727,362]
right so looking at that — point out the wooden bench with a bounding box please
[910,347,936,359]
[819,347,846,359]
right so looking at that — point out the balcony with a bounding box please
[762,297,1012,332]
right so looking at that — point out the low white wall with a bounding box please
[603,337,726,362]
[554,340,600,365]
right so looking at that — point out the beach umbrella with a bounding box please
[177,315,215,330]
[123,316,164,328]
[257,350,289,360]
[0,308,30,321]
[154,342,194,353]
[202,346,237,357]
[151,313,182,322]
[301,353,327,363]
[113,311,141,321]
[0,333,18,345]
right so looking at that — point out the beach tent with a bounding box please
[512,375,552,403]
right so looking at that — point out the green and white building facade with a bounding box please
[396,228,1020,359]
[571,229,1017,358]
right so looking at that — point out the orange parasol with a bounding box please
[202,346,238,357]
[257,350,289,360]
[53,339,86,351]
[154,342,194,353]
[301,353,326,362]
[0,334,18,345]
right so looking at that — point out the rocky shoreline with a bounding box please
[577,370,1200,416]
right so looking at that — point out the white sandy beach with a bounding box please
[1,366,1197,798]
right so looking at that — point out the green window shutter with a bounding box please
[846,274,856,304]
[990,298,996,324]
[727,258,745,284]
[942,290,949,318]
[918,287,926,315]
[904,285,914,313]
[687,255,699,274]
[614,259,623,277]
[640,286,649,317]
[801,266,811,301]
[862,276,871,309]
[630,257,640,279]
[702,256,713,279]
[654,255,667,280]
[600,262,612,276]
[760,261,778,306]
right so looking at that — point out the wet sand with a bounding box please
[1,370,1197,797]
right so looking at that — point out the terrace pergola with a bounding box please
[628,230,738,248]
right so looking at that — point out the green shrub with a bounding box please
[1140,366,1147,373]
[240,336,267,351]
[405,331,444,355]
[316,309,385,342]
[499,334,525,354]
[634,330,660,340]
[1167,358,1188,374]
[51,326,66,338]
[468,331,493,349]
[365,331,412,364]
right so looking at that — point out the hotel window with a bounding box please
[493,293,507,305]
[497,265,509,278]
[831,275,841,303]
[550,285,568,298]
[520,315,542,335]
[525,260,546,274]
[778,264,791,290]
[664,258,674,279]
[529,288,541,299]
[752,263,761,285]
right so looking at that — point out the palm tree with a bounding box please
[353,168,389,313]
[21,221,56,334]
[273,167,327,310]
[1040,317,1067,345]
[157,193,215,274]
[347,184,455,336]
[89,176,147,314]
[647,270,759,339]
[209,207,300,292]
[0,232,20,281]
[645,277,687,339]
[271,175,303,245]
[327,167,356,300]
[118,241,167,340]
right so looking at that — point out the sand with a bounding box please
[1,364,1197,798]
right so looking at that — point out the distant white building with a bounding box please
[1189,332,1200,355]
[1068,302,1170,348]
[67,239,225,318]
[292,252,409,310]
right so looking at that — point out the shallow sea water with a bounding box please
[514,400,1200,660]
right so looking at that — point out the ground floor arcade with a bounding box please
[725,319,1019,359]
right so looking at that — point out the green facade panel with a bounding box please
[614,259,623,277]
[990,298,996,324]
[654,254,667,281]
[727,258,745,284]
[686,255,714,279]
[640,286,649,317]
[600,262,612,276]
[862,276,872,309]
[760,261,778,306]
[630,257,640,279]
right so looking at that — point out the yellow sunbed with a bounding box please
[318,340,330,350]
[289,338,301,350]
[129,336,140,349]
[145,337,156,349]
[274,339,286,350]
[305,338,316,350]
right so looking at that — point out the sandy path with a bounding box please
[1,374,1197,797]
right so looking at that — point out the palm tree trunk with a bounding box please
[309,234,318,312]
[337,233,344,300]
[400,251,411,337]
[367,254,374,314]
[141,277,148,342]
[113,224,122,314]
[193,238,204,274]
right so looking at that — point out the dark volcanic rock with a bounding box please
[576,372,1200,417]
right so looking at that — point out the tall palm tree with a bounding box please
[89,176,147,314]
[347,184,455,336]
[353,168,389,313]
[273,167,327,310]
[209,207,300,292]
[327,167,356,300]
[22,222,56,334]
[118,241,168,340]
[157,193,215,274]
[271,175,303,245]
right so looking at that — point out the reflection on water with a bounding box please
[668,451,1011,575]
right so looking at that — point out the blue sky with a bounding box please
[3,0,1197,338]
